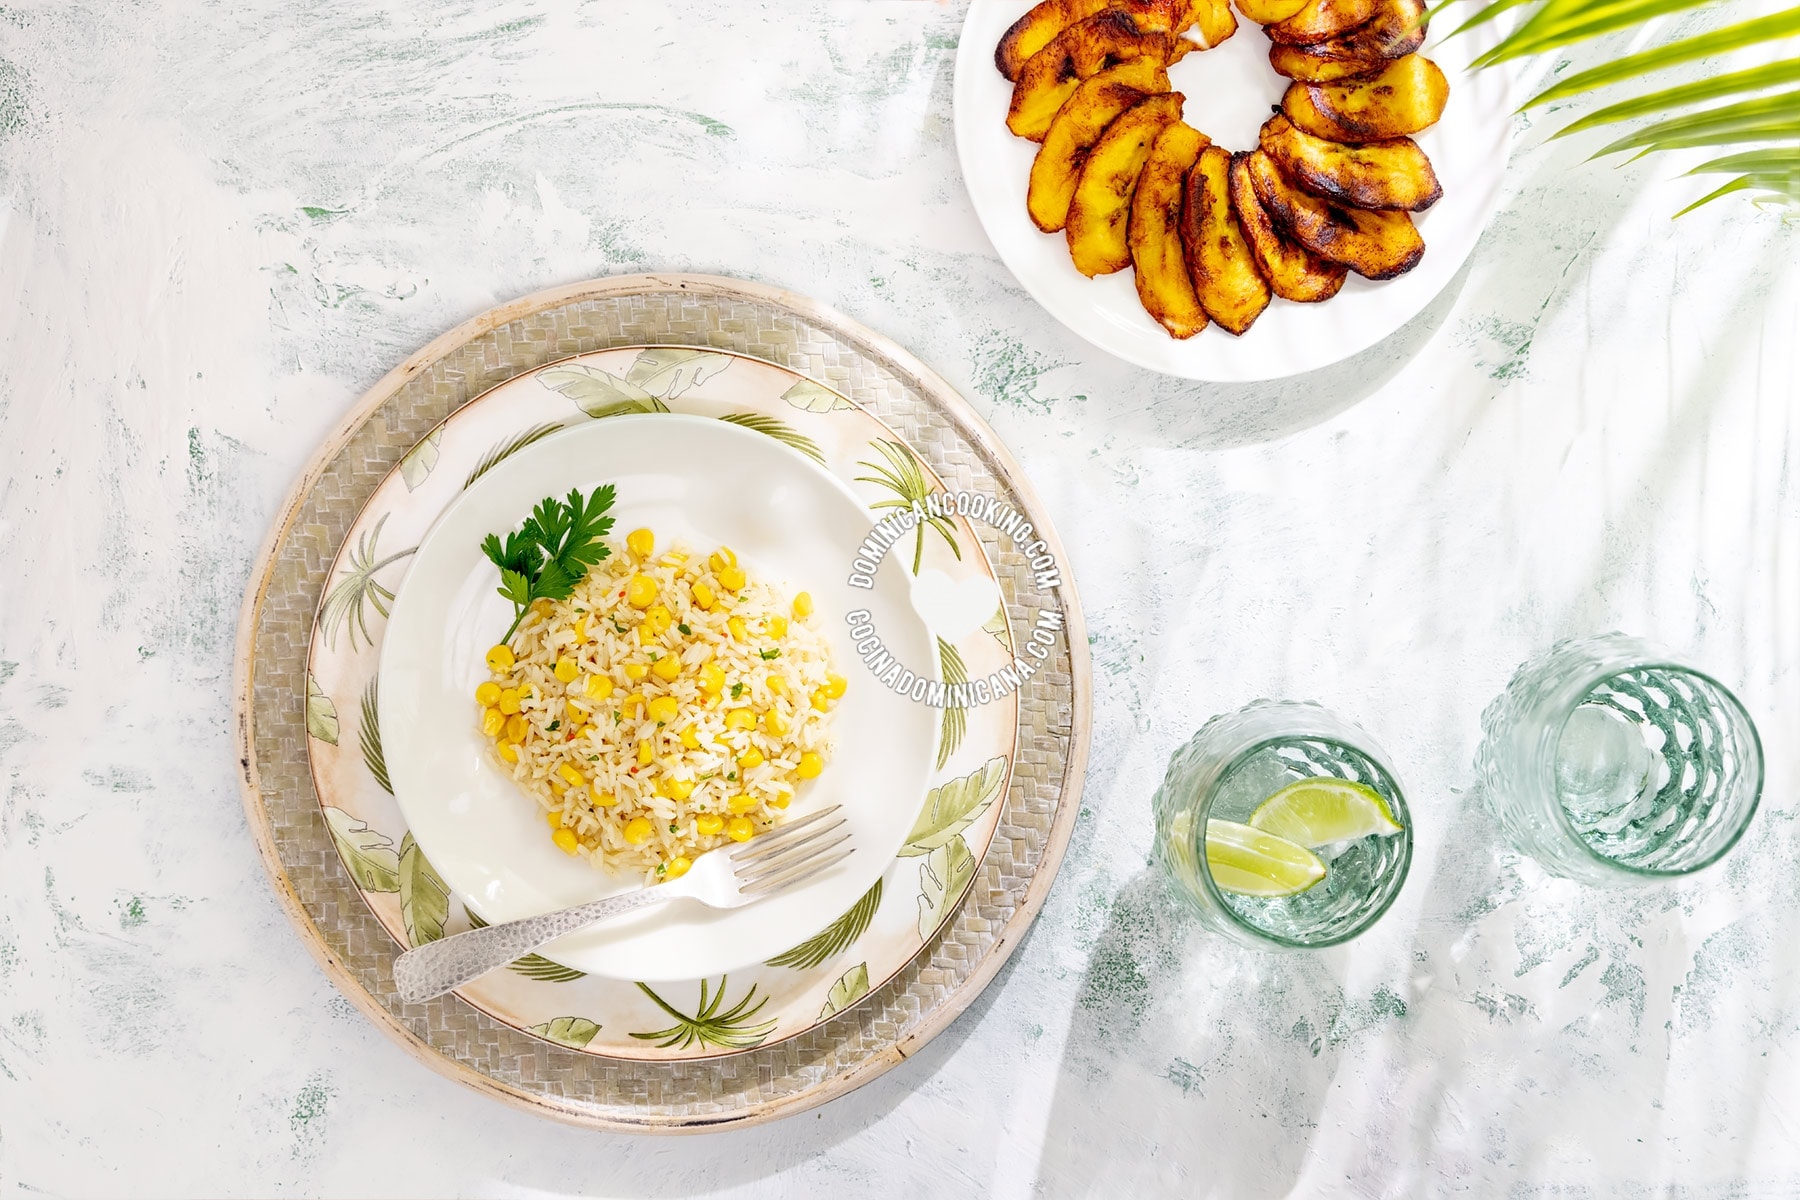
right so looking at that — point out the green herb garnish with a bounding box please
[731,682,745,699]
[759,648,780,660]
[481,485,617,641]
[678,623,691,635]
[547,720,561,732]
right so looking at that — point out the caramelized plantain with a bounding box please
[1007,10,1178,141]
[1180,145,1272,334]
[1267,0,1425,80]
[1067,92,1185,275]
[1268,44,1386,83]
[1029,62,1170,231]
[1228,152,1347,302]
[1245,148,1424,279]
[1260,113,1441,211]
[1232,0,1312,23]
[1129,122,1212,337]
[1265,0,1381,45]
[1282,53,1450,142]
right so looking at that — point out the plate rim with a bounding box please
[233,274,1093,1129]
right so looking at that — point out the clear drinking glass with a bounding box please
[1152,701,1413,950]
[1475,633,1764,887]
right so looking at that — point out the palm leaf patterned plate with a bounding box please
[303,347,1021,1061]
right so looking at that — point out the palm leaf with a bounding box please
[358,678,391,793]
[630,977,778,1051]
[937,637,968,770]
[764,879,883,969]
[718,412,826,465]
[854,440,961,574]
[317,515,416,652]
[1465,0,1800,211]
[463,422,564,489]
[465,908,587,981]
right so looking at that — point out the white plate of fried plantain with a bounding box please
[955,0,1518,382]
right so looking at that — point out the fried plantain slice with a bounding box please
[1233,0,1312,24]
[1245,148,1424,279]
[1180,144,1272,335]
[1228,152,1347,302]
[1265,0,1381,45]
[997,0,1195,80]
[1008,10,1178,141]
[1188,0,1239,47]
[1029,62,1170,232]
[1268,44,1386,83]
[1260,113,1441,211]
[1282,53,1450,142]
[1129,122,1212,337]
[1067,92,1185,276]
[1266,0,1425,79]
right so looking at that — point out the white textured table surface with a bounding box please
[2,2,1798,1195]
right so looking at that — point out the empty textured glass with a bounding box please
[1476,633,1763,886]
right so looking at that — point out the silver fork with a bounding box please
[393,806,852,1004]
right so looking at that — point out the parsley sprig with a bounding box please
[480,485,616,641]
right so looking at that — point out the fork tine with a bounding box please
[736,828,851,887]
[739,844,856,897]
[729,805,841,863]
[733,818,847,880]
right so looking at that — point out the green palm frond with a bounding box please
[1464,0,1800,211]
[464,422,564,489]
[938,637,969,770]
[764,880,884,970]
[718,413,826,465]
[854,439,962,574]
[317,515,416,652]
[358,678,390,794]
[465,908,587,981]
[630,977,778,1051]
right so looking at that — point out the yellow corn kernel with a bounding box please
[664,855,692,880]
[677,725,700,750]
[554,656,579,683]
[718,565,746,592]
[497,741,520,764]
[725,708,757,731]
[585,673,615,700]
[485,644,515,672]
[659,550,688,568]
[762,710,788,738]
[691,581,717,611]
[698,663,726,694]
[624,694,645,718]
[624,816,655,845]
[552,827,580,855]
[709,546,738,572]
[594,791,618,807]
[624,662,650,683]
[546,808,563,828]
[475,681,502,708]
[792,592,814,619]
[664,777,695,801]
[768,615,788,640]
[627,527,655,558]
[823,673,848,700]
[637,623,658,647]
[767,676,789,698]
[531,598,555,618]
[796,751,824,779]
[738,747,765,770]
[647,604,672,634]
[647,695,680,725]
[572,724,593,742]
[498,688,522,715]
[558,762,586,789]
[770,789,792,810]
[548,777,567,796]
[811,689,831,712]
[573,615,589,642]
[636,739,653,766]
[652,654,681,682]
[505,714,528,743]
[727,616,748,642]
[726,816,755,842]
[626,574,657,608]
[728,793,759,815]
[480,707,505,738]
[565,699,585,721]
[696,812,725,836]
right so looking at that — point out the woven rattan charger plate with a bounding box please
[234,275,1092,1131]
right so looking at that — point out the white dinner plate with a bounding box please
[378,415,938,981]
[953,1,1516,382]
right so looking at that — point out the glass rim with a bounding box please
[1533,655,1766,880]
[1192,729,1415,951]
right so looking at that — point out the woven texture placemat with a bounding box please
[234,275,1091,1131]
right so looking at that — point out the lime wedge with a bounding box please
[1248,777,1403,848]
[1205,820,1327,897]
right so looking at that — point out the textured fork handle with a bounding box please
[393,886,673,1004]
